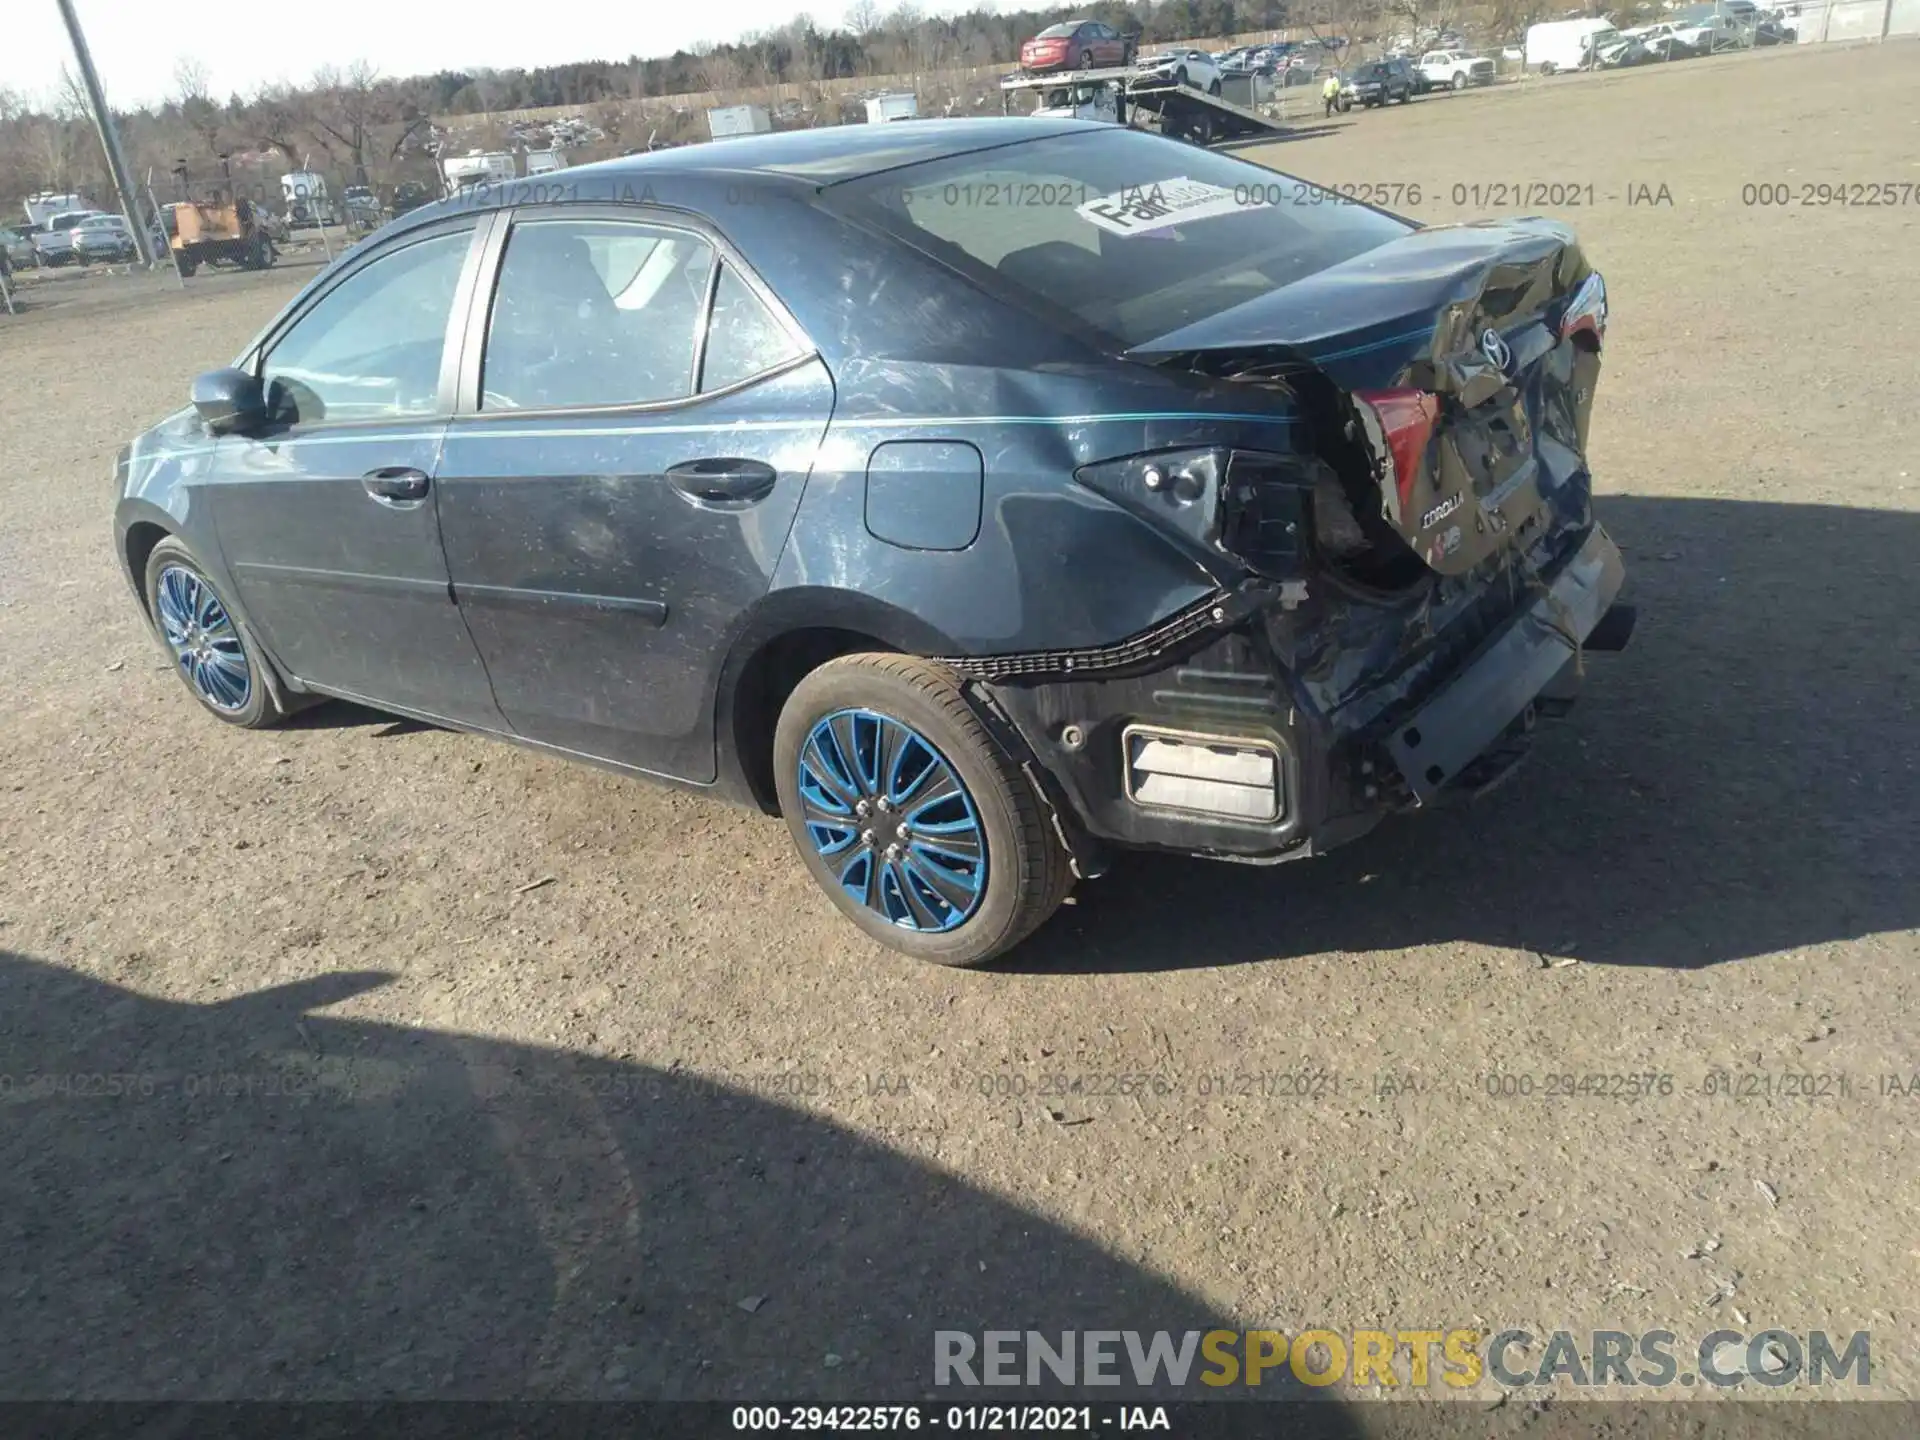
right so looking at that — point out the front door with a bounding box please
[433,210,832,781]
[211,219,504,726]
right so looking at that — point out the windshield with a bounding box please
[824,128,1411,350]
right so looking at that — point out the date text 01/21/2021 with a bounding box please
[730,1406,1157,1432]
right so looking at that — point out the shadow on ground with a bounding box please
[0,953,1356,1420]
[1015,496,1916,973]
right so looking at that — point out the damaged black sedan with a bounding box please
[113,119,1630,966]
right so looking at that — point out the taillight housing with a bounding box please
[1560,271,1607,349]
[1351,388,1440,526]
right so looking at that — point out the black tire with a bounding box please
[1451,71,1468,90]
[143,536,290,730]
[1174,67,1189,87]
[176,254,198,277]
[1207,78,1221,95]
[773,654,1073,967]
[1079,49,1095,69]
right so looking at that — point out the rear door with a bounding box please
[433,206,833,782]
[210,215,505,725]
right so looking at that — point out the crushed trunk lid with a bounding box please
[1131,217,1606,579]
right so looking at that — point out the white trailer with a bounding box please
[1525,18,1624,70]
[708,105,773,139]
[864,93,920,123]
[280,171,338,226]
[440,151,516,193]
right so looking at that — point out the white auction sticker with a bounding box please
[1076,176,1264,236]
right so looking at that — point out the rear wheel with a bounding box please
[773,655,1072,967]
[144,537,288,729]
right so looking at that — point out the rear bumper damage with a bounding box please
[975,524,1630,870]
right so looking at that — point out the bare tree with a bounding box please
[303,61,426,186]
[170,56,226,159]
[236,84,311,167]
[173,59,212,104]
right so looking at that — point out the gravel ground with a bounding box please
[0,39,1914,1415]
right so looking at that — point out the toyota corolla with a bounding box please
[113,119,1630,967]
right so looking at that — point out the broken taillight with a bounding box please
[1560,271,1607,349]
[1352,388,1440,524]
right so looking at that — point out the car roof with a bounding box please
[393,117,1100,231]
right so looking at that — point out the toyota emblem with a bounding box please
[1480,327,1513,372]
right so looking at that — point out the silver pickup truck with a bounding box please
[32,210,108,266]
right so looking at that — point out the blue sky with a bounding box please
[2,0,1028,109]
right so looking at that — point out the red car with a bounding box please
[1019,19,1137,73]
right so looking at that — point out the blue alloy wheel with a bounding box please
[155,564,252,712]
[795,709,987,931]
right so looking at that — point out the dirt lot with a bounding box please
[1,39,1915,1416]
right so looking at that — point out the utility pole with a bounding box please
[54,0,159,266]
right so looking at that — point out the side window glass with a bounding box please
[261,228,472,425]
[700,264,805,393]
[482,218,715,411]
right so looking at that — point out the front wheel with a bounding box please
[144,537,289,729]
[1452,71,1468,90]
[773,655,1073,967]
[1207,78,1221,95]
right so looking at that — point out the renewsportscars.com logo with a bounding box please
[934,1329,1872,1391]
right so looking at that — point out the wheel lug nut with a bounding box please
[876,798,891,813]
[854,800,870,818]
[884,844,900,860]
[861,829,876,847]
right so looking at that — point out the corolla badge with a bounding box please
[1480,327,1513,372]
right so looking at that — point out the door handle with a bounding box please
[362,467,430,503]
[665,458,778,507]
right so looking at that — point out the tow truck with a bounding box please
[999,65,1286,146]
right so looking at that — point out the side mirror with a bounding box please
[191,367,267,435]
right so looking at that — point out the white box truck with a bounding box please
[708,105,773,139]
[1525,18,1625,71]
[864,93,920,123]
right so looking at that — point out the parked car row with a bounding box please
[6,208,167,267]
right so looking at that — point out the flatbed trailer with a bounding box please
[999,66,1286,145]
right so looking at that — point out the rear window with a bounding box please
[824,129,1411,350]
[1036,24,1076,38]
